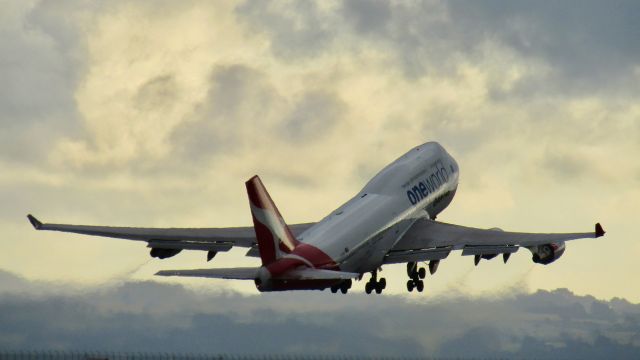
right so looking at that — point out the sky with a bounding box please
[1,0,639,356]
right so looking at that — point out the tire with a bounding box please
[406,280,414,292]
[365,282,372,294]
[375,285,382,294]
[379,278,387,289]
[418,267,426,279]
[340,286,348,294]
[416,281,424,293]
[330,286,338,293]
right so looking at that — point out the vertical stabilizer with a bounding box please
[245,175,299,265]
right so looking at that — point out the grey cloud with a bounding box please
[0,2,88,163]
[280,90,345,142]
[171,64,284,162]
[446,0,640,95]
[541,149,591,181]
[134,74,179,112]
[342,0,392,36]
[237,0,640,95]
[171,65,344,166]
[235,1,335,60]
[1,269,639,358]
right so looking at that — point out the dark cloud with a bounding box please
[237,0,640,95]
[235,1,335,60]
[0,269,638,358]
[446,0,640,96]
[342,0,391,36]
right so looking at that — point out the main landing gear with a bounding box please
[364,270,386,294]
[406,262,426,292]
[330,279,353,294]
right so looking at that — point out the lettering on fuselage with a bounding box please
[406,160,449,206]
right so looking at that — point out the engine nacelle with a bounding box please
[149,248,182,259]
[529,242,566,265]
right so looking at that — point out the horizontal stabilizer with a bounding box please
[279,268,360,280]
[155,267,259,280]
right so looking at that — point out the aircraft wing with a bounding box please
[384,218,604,264]
[27,214,314,256]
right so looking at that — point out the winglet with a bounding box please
[595,223,605,238]
[27,214,43,230]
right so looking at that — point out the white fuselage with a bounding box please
[298,142,460,273]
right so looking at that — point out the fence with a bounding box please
[0,351,468,360]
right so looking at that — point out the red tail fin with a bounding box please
[245,175,299,266]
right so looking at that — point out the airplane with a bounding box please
[27,142,605,294]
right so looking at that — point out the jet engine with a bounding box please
[149,248,182,259]
[529,242,565,265]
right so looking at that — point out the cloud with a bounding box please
[170,64,285,163]
[0,1,88,163]
[235,1,337,60]
[0,270,639,358]
[280,90,346,142]
[445,0,640,94]
[239,0,640,95]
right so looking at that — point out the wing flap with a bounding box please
[461,245,519,256]
[384,247,452,264]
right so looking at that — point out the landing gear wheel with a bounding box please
[330,286,338,293]
[379,277,386,289]
[416,280,424,293]
[365,282,373,294]
[407,280,414,292]
[340,286,348,294]
[418,267,426,279]
[375,283,383,294]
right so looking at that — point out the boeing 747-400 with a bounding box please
[28,142,605,294]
